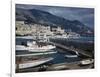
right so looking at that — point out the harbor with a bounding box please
[15,4,94,73]
[16,36,94,73]
[15,20,94,73]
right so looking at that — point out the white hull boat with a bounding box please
[16,41,56,52]
[80,59,94,65]
[65,55,78,58]
[16,57,53,69]
[16,45,56,52]
[65,51,79,58]
[16,45,27,51]
[16,51,57,57]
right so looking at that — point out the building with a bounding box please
[51,26,65,34]
[16,21,25,25]
[16,21,32,35]
[15,21,53,36]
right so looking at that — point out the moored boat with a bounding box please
[16,57,54,69]
[65,55,78,58]
[16,41,56,52]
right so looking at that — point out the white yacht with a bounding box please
[16,57,53,69]
[16,41,56,52]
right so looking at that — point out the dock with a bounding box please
[16,60,94,73]
[48,41,93,57]
[47,61,94,71]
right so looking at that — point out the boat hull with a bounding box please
[16,45,56,52]
[65,55,78,58]
[16,57,53,69]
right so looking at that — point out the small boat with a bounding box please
[65,51,79,58]
[65,54,78,58]
[16,45,27,51]
[80,59,94,65]
[16,57,54,69]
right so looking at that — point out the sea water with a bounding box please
[16,36,94,64]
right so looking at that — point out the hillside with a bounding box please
[16,8,93,35]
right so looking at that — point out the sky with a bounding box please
[16,4,94,28]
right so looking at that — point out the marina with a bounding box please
[16,36,94,73]
[16,58,94,73]
[15,4,94,73]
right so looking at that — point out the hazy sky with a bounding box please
[16,4,94,28]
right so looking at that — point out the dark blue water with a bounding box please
[49,51,81,64]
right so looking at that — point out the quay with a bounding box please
[16,60,94,73]
[48,41,93,57]
[47,61,94,71]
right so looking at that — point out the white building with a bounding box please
[51,26,65,34]
[16,21,25,25]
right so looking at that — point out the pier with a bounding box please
[48,41,93,57]
[47,61,94,71]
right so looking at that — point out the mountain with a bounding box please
[16,8,93,35]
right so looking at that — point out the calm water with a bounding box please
[16,36,94,64]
